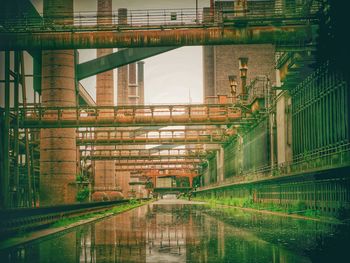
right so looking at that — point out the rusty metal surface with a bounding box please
[15,104,249,128]
[0,2,320,50]
[0,26,315,50]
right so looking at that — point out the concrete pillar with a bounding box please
[128,62,137,105]
[137,61,145,105]
[117,8,128,105]
[234,0,247,17]
[276,70,293,165]
[216,147,224,182]
[114,9,131,197]
[40,0,76,205]
[92,0,122,201]
[203,46,215,100]
[117,66,128,105]
[203,7,212,24]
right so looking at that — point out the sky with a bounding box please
[29,0,211,105]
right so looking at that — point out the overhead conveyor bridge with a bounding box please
[14,104,253,128]
[0,2,321,50]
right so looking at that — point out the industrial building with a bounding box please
[0,0,349,262]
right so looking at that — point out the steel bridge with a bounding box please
[13,104,252,128]
[0,2,320,50]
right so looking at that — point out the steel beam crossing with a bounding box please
[76,128,229,145]
[77,47,177,80]
[0,3,320,50]
[114,164,198,171]
[0,26,315,50]
[143,170,197,178]
[86,154,205,161]
[15,104,250,128]
[114,159,202,165]
[80,148,210,160]
[79,146,210,153]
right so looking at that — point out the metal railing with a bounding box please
[0,199,131,237]
[0,1,321,33]
[246,75,270,106]
[199,142,350,192]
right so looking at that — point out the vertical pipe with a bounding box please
[2,51,10,208]
[14,52,20,207]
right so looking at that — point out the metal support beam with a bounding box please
[1,1,42,94]
[0,26,315,50]
[32,51,42,94]
[20,51,33,207]
[77,47,177,80]
[2,51,10,208]
[13,52,20,206]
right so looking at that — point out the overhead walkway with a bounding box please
[14,104,251,128]
[0,3,320,49]
[75,127,229,145]
[114,164,197,171]
[86,154,206,161]
[80,146,209,154]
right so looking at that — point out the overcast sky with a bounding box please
[30,0,210,105]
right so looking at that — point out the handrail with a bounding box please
[13,104,248,128]
[198,142,350,191]
[0,1,321,33]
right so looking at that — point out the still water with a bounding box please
[1,199,349,263]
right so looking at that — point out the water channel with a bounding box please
[1,199,349,262]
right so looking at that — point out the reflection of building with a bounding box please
[129,172,148,198]
[146,204,190,262]
[75,203,198,263]
[40,232,77,262]
[79,206,148,263]
[6,202,337,262]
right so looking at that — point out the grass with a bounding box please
[51,199,148,228]
[193,196,327,219]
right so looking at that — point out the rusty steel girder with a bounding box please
[0,26,314,50]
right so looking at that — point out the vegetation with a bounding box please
[51,199,148,228]
[76,172,89,183]
[193,196,326,219]
[76,188,90,202]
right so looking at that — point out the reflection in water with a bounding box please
[2,203,349,262]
